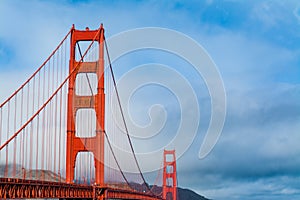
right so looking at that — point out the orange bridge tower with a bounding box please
[66,25,105,185]
[163,149,177,200]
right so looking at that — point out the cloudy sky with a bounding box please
[0,0,300,200]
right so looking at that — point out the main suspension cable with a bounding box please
[0,27,101,151]
[0,29,72,108]
[103,130,132,188]
[104,38,154,194]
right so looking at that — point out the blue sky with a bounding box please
[0,0,300,200]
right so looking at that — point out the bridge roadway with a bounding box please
[0,178,162,199]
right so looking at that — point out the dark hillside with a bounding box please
[178,187,211,200]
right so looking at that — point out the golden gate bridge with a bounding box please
[0,24,178,199]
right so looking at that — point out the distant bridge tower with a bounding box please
[163,150,177,200]
[66,25,105,185]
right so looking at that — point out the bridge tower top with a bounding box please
[163,149,177,200]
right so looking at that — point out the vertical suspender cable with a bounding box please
[29,76,36,180]
[36,71,41,177]
[5,101,10,177]
[41,65,46,181]
[13,94,17,178]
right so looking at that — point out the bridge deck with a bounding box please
[0,178,162,199]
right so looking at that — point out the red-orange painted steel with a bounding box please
[0,178,162,200]
[163,150,177,200]
[66,25,105,185]
[0,178,94,199]
[0,24,170,200]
